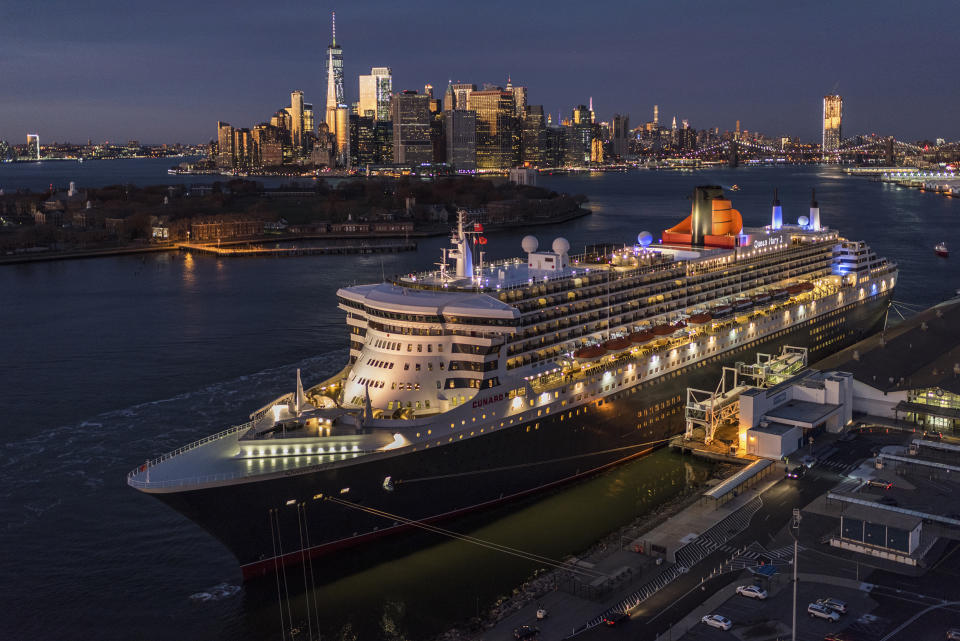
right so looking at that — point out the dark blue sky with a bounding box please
[2,0,956,144]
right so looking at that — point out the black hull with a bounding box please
[151,292,890,579]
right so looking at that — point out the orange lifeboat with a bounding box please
[800,282,815,292]
[770,288,788,299]
[786,284,804,296]
[751,293,771,304]
[688,313,713,325]
[603,337,633,351]
[574,345,607,360]
[652,324,675,336]
[673,320,687,330]
[629,330,655,343]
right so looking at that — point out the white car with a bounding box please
[736,585,768,600]
[817,597,848,614]
[807,602,840,621]
[701,614,733,630]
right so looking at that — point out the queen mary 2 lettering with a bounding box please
[128,187,896,579]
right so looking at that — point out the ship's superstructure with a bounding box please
[128,187,896,579]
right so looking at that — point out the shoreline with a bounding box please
[0,207,590,266]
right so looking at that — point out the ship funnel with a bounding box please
[809,188,821,231]
[690,185,724,246]
[771,188,782,230]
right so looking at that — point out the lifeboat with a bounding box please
[688,313,713,325]
[786,284,805,296]
[936,242,949,258]
[734,299,753,311]
[711,305,733,318]
[751,293,771,304]
[673,320,687,331]
[629,330,655,343]
[602,337,633,352]
[800,282,815,292]
[652,324,675,336]
[770,288,789,299]
[574,345,607,360]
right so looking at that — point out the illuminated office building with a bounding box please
[358,67,392,120]
[288,90,305,152]
[521,105,545,166]
[325,12,345,158]
[611,113,630,159]
[391,90,432,164]
[444,83,476,111]
[468,89,516,171]
[823,94,843,152]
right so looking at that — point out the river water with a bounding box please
[1,162,957,640]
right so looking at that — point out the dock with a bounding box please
[177,240,417,257]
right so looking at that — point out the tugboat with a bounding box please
[730,184,741,192]
[936,242,949,258]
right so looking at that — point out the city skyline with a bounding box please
[2,0,958,144]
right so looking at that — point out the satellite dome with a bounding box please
[637,231,653,247]
[521,235,539,253]
[798,215,810,227]
[552,237,570,254]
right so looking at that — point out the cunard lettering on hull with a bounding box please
[128,186,897,578]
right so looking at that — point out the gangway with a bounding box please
[685,346,808,444]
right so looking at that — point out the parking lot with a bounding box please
[680,581,876,641]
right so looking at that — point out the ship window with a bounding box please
[391,382,396,390]
[417,344,423,352]
[404,364,410,370]
[425,400,430,408]
[438,345,443,352]
[428,363,433,371]
[416,364,421,371]
[427,345,433,352]
[407,344,412,352]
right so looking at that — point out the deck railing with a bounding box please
[126,421,254,484]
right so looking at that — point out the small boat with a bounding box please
[652,324,676,336]
[602,337,633,352]
[936,242,949,258]
[687,313,713,325]
[628,330,655,344]
[574,345,607,360]
[730,184,741,191]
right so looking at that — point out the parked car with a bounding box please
[701,614,733,630]
[817,598,848,614]
[513,625,539,640]
[867,480,892,490]
[603,611,629,626]
[801,455,818,468]
[946,628,960,641]
[807,602,840,621]
[786,466,806,479]
[736,585,768,600]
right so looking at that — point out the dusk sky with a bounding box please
[2,0,957,144]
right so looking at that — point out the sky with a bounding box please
[1,0,957,144]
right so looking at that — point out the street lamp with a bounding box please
[791,507,801,641]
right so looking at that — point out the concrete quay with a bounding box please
[478,464,786,640]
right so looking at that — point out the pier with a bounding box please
[177,240,417,257]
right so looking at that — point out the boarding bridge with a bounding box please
[685,346,808,444]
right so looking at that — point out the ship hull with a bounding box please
[150,291,891,579]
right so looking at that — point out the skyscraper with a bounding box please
[26,134,40,160]
[468,89,516,171]
[444,83,476,111]
[215,122,234,168]
[822,94,843,152]
[521,105,546,167]
[358,67,392,120]
[611,113,630,160]
[289,90,304,152]
[445,109,477,172]
[506,77,527,117]
[325,12,345,158]
[391,90,432,164]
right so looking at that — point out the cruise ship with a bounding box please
[128,186,896,579]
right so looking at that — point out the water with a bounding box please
[1,163,958,640]
[0,157,321,192]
